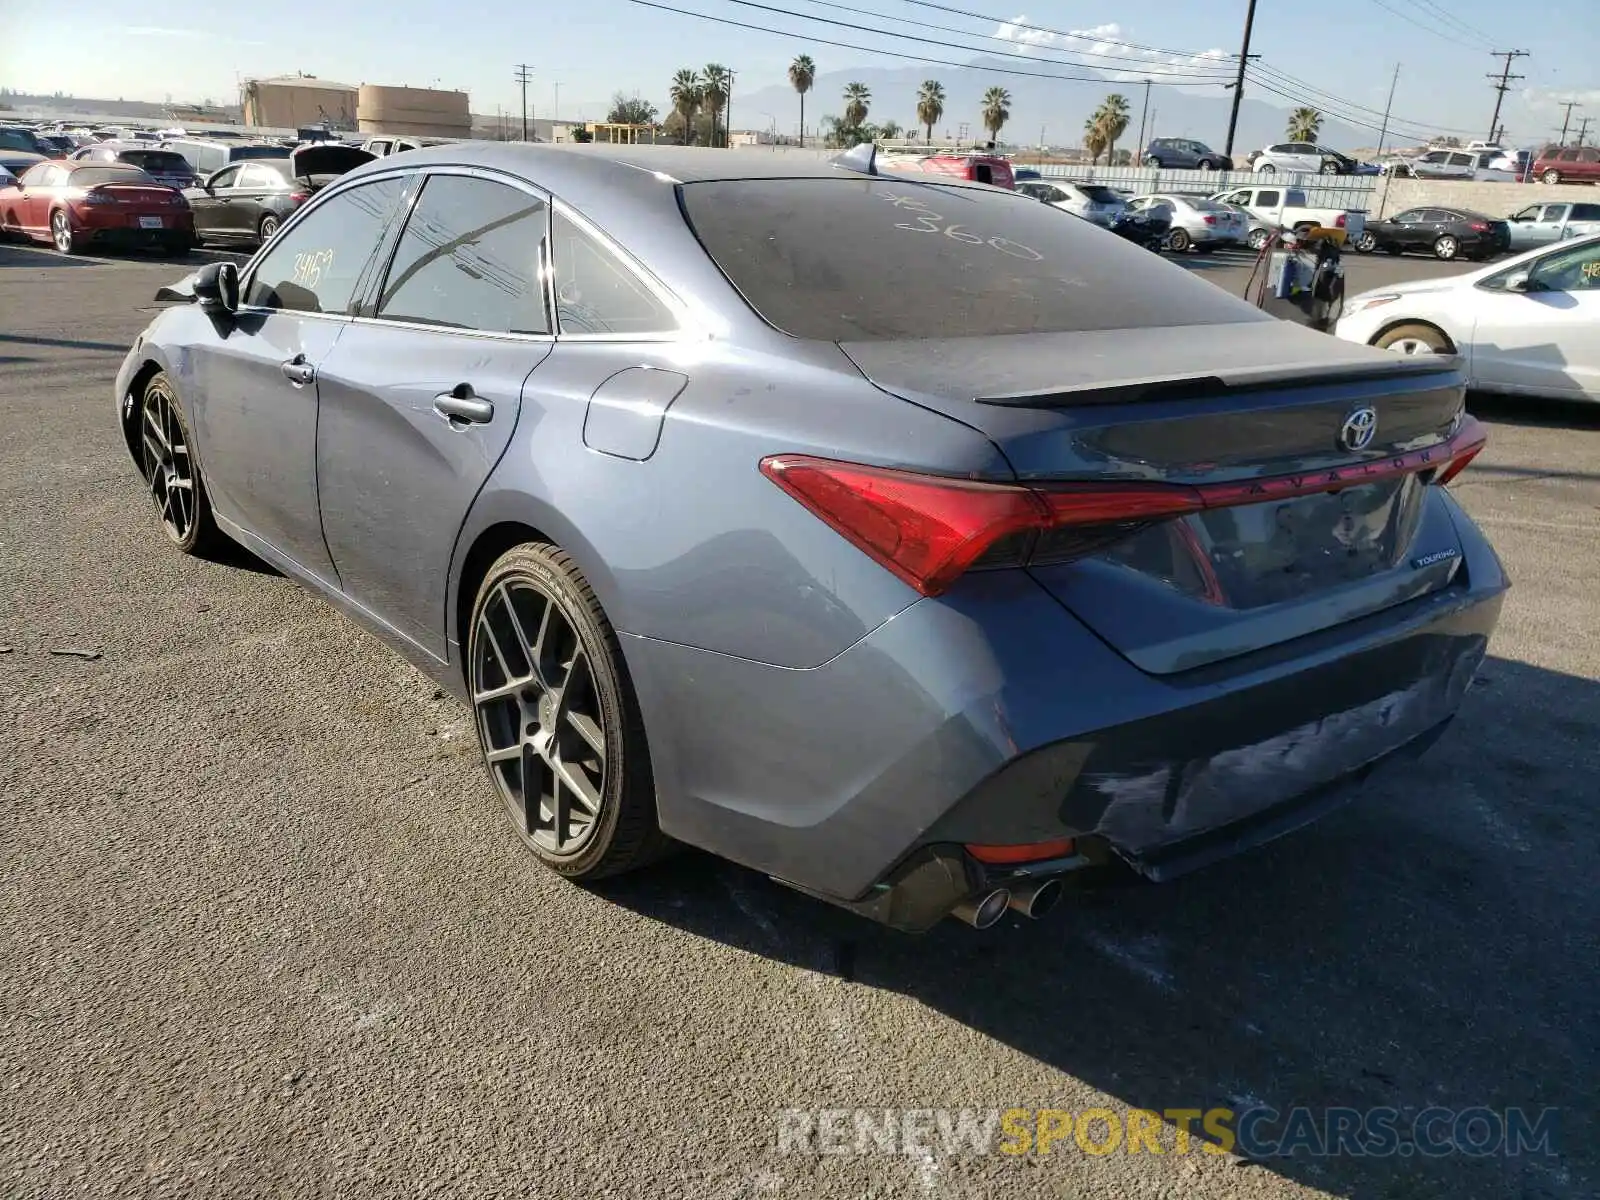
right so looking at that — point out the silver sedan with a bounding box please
[1125,192,1247,252]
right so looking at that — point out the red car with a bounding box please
[1532,144,1600,185]
[0,160,193,255]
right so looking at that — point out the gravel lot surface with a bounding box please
[1,240,1595,1200]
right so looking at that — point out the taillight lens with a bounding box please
[761,415,1488,597]
[1469,221,1489,232]
[1335,213,1347,227]
[1203,214,1217,225]
[81,189,116,206]
[289,191,310,204]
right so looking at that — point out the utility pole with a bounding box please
[514,64,532,141]
[1134,78,1152,161]
[1556,100,1580,145]
[1223,0,1259,157]
[725,69,736,147]
[1484,50,1529,143]
[1577,116,1593,147]
[1375,63,1401,160]
[553,82,560,123]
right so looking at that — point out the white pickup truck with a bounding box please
[1210,184,1366,245]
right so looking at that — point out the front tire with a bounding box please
[1542,168,1561,184]
[1320,161,1340,175]
[1434,235,1460,261]
[1145,157,1162,169]
[1257,163,1276,175]
[138,371,222,555]
[468,543,671,880]
[1197,158,1216,170]
[1354,231,1377,253]
[1374,322,1450,356]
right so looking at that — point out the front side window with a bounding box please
[209,165,243,189]
[245,176,405,314]
[552,210,677,336]
[1528,241,1600,292]
[19,163,54,187]
[376,173,549,335]
[1544,205,1571,222]
[239,164,285,190]
[1510,205,1541,221]
[1392,209,1423,223]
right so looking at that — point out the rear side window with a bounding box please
[376,174,550,335]
[1078,185,1119,203]
[1572,204,1600,220]
[551,210,677,336]
[679,178,1261,341]
[245,177,404,314]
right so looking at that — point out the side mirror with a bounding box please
[193,260,239,313]
[1504,272,1531,293]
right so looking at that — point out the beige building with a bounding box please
[240,75,357,130]
[357,85,471,139]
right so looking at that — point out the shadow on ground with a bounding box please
[599,655,1597,1199]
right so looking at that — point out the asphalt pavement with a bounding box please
[1,239,1596,1200]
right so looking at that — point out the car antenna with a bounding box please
[830,141,878,176]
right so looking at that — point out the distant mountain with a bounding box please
[734,55,1374,155]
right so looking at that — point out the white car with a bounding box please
[1125,193,1246,252]
[1015,180,1126,226]
[1252,142,1336,175]
[1336,234,1600,402]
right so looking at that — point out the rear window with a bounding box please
[72,167,151,186]
[231,145,289,162]
[678,178,1259,342]
[1190,199,1233,213]
[120,151,190,173]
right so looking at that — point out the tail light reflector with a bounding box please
[1203,215,1217,225]
[289,191,310,204]
[1335,213,1347,227]
[1469,221,1489,232]
[760,416,1487,597]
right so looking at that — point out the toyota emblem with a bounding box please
[1339,407,1378,452]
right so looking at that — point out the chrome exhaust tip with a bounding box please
[950,889,1011,929]
[1007,877,1064,920]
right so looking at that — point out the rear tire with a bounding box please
[257,213,280,245]
[50,209,81,254]
[1374,323,1450,356]
[1354,231,1377,253]
[468,543,672,881]
[1320,161,1340,175]
[1197,158,1216,170]
[1433,235,1460,261]
[1542,168,1560,184]
[1257,163,1276,175]
[138,371,223,556]
[1145,157,1162,169]
[1247,228,1271,251]
[1166,227,1192,252]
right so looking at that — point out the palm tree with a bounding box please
[702,63,731,147]
[1083,114,1109,165]
[788,55,816,147]
[669,69,702,144]
[980,86,1012,143]
[1091,94,1131,162]
[1288,107,1323,142]
[915,80,945,144]
[842,82,871,133]
[879,119,903,140]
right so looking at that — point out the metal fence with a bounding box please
[1034,164,1378,211]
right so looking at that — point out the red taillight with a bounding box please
[760,416,1488,597]
[81,189,117,206]
[1469,221,1489,232]
[1335,213,1347,227]
[968,838,1076,865]
[1203,214,1217,225]
[289,191,310,204]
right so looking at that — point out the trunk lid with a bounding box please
[839,323,1473,674]
[289,143,375,181]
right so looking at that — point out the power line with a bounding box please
[892,0,1215,60]
[1247,61,1485,138]
[1485,50,1529,143]
[696,0,1235,81]
[1407,0,1498,47]
[1364,0,1489,51]
[622,0,1233,86]
[1242,72,1445,143]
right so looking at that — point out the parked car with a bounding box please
[1211,185,1365,245]
[0,164,14,191]
[1505,201,1600,251]
[1357,207,1510,260]
[1126,193,1246,251]
[1486,149,1533,180]
[0,125,54,157]
[0,161,192,254]
[70,144,198,191]
[161,137,292,177]
[1141,137,1231,171]
[0,150,45,180]
[1398,148,1517,183]
[877,150,1015,188]
[1251,142,1343,175]
[185,144,375,247]
[1217,200,1281,251]
[1338,233,1600,401]
[360,135,462,158]
[1532,145,1600,185]
[35,133,77,156]
[1015,179,1126,226]
[112,142,1504,932]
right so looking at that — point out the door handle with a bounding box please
[280,355,316,386]
[433,384,494,426]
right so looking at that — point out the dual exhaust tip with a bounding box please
[949,877,1064,929]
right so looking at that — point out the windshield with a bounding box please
[678,178,1262,342]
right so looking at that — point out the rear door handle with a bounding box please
[433,384,494,426]
[280,355,316,386]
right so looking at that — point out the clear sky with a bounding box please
[4,0,1594,144]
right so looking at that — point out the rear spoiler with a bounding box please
[975,357,1463,408]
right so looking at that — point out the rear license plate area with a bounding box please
[137,216,164,229]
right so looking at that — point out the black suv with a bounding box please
[1141,137,1233,171]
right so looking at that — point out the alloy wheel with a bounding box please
[1435,236,1458,260]
[473,579,607,857]
[1386,338,1437,356]
[51,211,72,253]
[139,379,196,542]
[1355,232,1377,253]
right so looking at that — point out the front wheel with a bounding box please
[1433,235,1460,261]
[1196,158,1216,170]
[1257,163,1276,175]
[1145,157,1162,169]
[1374,323,1450,356]
[468,543,671,880]
[1247,228,1271,251]
[138,371,222,555]
[1166,227,1192,252]
[1542,169,1561,184]
[1320,161,1340,175]
[1353,231,1377,253]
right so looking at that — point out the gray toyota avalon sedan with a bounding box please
[115,142,1506,931]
